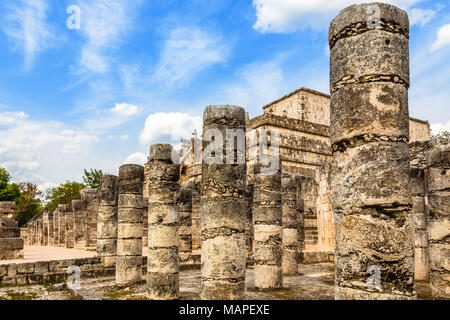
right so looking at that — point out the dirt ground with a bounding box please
[0,262,436,300]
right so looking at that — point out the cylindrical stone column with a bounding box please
[201,105,247,300]
[410,168,430,281]
[191,182,201,252]
[178,183,193,263]
[282,176,298,276]
[330,3,415,299]
[81,189,100,251]
[253,165,283,288]
[147,144,180,300]
[57,205,66,247]
[72,200,85,249]
[64,204,74,248]
[296,177,305,253]
[245,185,254,264]
[426,145,450,299]
[116,164,144,286]
[47,210,54,246]
[53,210,59,246]
[98,175,119,268]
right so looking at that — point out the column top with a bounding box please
[329,2,409,47]
[203,105,246,123]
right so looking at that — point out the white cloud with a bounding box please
[409,8,436,27]
[252,0,423,33]
[124,152,147,165]
[154,27,229,86]
[431,121,450,134]
[139,112,202,146]
[111,103,139,117]
[431,24,450,52]
[76,0,141,73]
[2,0,55,70]
[108,134,129,141]
[0,110,98,186]
[83,102,139,133]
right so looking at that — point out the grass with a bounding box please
[5,290,38,300]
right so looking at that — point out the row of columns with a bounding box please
[26,191,99,251]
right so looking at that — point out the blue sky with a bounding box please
[0,0,449,191]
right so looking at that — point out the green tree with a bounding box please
[15,182,43,227]
[82,169,104,189]
[432,131,450,145]
[0,167,21,202]
[45,181,86,211]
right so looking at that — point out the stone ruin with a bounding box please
[1,3,449,300]
[0,202,23,260]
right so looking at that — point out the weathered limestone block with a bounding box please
[98,175,118,268]
[72,200,85,250]
[57,205,66,247]
[0,238,24,260]
[410,168,430,281]
[63,204,74,248]
[253,168,283,288]
[201,105,247,300]
[426,145,450,298]
[116,164,144,286]
[0,202,16,219]
[330,3,415,300]
[0,219,20,238]
[147,144,180,300]
[81,189,100,251]
[282,176,298,276]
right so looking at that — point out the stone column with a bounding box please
[98,175,118,268]
[0,202,24,260]
[426,145,450,298]
[178,183,193,263]
[53,210,59,246]
[58,205,66,247]
[201,105,247,300]
[296,177,305,254]
[147,144,180,300]
[42,210,49,246]
[330,3,415,299]
[38,216,44,246]
[191,182,201,252]
[245,185,254,264]
[410,168,430,281]
[64,204,74,248]
[282,176,298,276]
[47,210,54,246]
[116,164,144,286]
[72,200,85,249]
[81,189,100,251]
[253,165,283,288]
